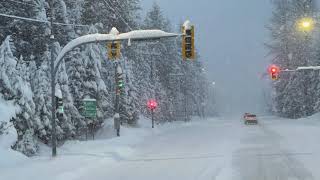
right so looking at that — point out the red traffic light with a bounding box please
[268,65,280,80]
[147,99,158,110]
[268,65,280,74]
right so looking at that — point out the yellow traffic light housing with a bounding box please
[271,72,279,81]
[182,22,195,60]
[107,41,121,60]
[268,65,280,81]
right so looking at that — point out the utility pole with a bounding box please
[184,74,188,122]
[50,0,57,157]
[151,109,155,128]
[114,62,121,136]
[183,62,189,122]
[150,55,156,125]
[150,56,155,97]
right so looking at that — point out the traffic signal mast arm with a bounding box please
[296,66,320,71]
[280,66,320,72]
[54,30,181,74]
[267,65,320,80]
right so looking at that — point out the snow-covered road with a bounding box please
[2,116,320,180]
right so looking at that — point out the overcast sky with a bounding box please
[141,0,272,116]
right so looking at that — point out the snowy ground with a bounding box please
[2,115,320,180]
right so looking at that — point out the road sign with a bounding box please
[83,99,97,118]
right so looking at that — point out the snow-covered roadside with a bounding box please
[37,117,194,159]
[0,97,27,168]
[261,114,320,153]
[260,114,320,179]
[5,114,320,180]
[1,116,198,180]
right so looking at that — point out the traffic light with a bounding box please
[107,41,121,60]
[182,23,195,60]
[147,99,158,111]
[55,96,64,114]
[268,65,280,81]
[116,70,125,95]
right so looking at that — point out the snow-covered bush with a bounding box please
[12,129,39,157]
[0,122,8,135]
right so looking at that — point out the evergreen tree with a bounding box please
[82,0,140,32]
[32,57,52,143]
[0,36,37,156]
[267,0,317,118]
[119,57,139,125]
[0,0,49,65]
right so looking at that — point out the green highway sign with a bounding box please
[83,99,97,118]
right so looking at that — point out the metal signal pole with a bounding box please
[50,0,57,157]
[151,109,155,128]
[114,62,121,136]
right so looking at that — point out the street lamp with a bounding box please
[296,17,315,32]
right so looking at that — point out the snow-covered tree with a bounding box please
[267,0,317,118]
[0,36,38,155]
[81,0,140,32]
[0,0,50,65]
[0,0,210,156]
[67,25,113,134]
[32,57,52,143]
[118,57,139,125]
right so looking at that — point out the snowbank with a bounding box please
[0,97,27,168]
[48,117,184,160]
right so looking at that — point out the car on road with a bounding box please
[243,113,258,125]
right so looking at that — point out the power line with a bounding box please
[110,0,127,13]
[102,0,133,31]
[0,13,89,27]
[2,0,133,31]
[3,0,38,7]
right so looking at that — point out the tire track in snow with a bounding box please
[233,119,314,180]
[259,122,314,180]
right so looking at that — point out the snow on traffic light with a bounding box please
[268,65,280,81]
[182,20,195,60]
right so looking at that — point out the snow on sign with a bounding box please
[83,99,97,118]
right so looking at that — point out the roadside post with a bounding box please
[147,99,158,128]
